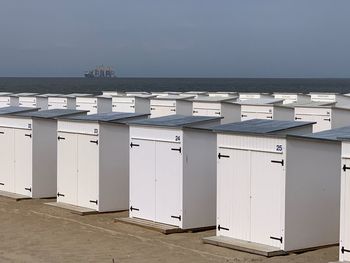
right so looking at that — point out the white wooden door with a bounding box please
[150,106,176,118]
[113,102,135,113]
[77,103,97,114]
[340,158,350,261]
[14,129,32,197]
[193,108,221,117]
[155,141,182,226]
[241,112,273,121]
[250,151,283,248]
[77,134,99,210]
[129,139,156,221]
[57,132,78,205]
[217,148,251,240]
[0,128,15,192]
[294,113,331,132]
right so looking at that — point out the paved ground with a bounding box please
[0,196,339,262]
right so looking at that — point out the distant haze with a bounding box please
[1,0,350,78]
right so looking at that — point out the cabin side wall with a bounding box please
[220,103,241,124]
[274,107,294,121]
[97,98,112,113]
[176,100,193,116]
[98,123,129,212]
[284,138,340,251]
[182,129,217,229]
[331,108,350,130]
[135,98,150,114]
[32,119,57,198]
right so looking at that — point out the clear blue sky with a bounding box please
[1,0,350,78]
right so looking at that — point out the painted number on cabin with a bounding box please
[175,136,181,142]
[276,145,283,152]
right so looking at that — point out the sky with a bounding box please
[1,0,350,78]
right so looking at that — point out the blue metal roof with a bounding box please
[63,112,149,122]
[0,106,40,115]
[128,114,221,127]
[213,119,314,134]
[15,109,88,119]
[293,126,350,141]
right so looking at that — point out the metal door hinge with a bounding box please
[25,134,32,138]
[266,116,273,119]
[130,105,135,108]
[57,136,65,141]
[323,118,331,121]
[130,206,139,211]
[218,153,230,159]
[25,187,32,192]
[343,164,350,172]
[130,142,140,148]
[171,215,181,221]
[218,225,229,231]
[150,107,155,110]
[90,140,98,145]
[341,246,350,254]
[270,236,283,243]
[92,105,98,108]
[193,110,198,113]
[241,114,248,117]
[0,183,4,186]
[170,109,176,112]
[171,147,181,153]
[0,131,4,134]
[57,192,65,197]
[271,159,284,166]
[295,117,302,120]
[215,112,221,115]
[89,200,98,205]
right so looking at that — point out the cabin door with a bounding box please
[340,158,350,261]
[155,141,182,227]
[0,128,15,192]
[129,139,156,221]
[57,132,78,205]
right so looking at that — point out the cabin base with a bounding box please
[0,191,31,201]
[115,217,215,234]
[202,236,287,257]
[45,202,98,216]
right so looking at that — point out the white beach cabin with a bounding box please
[112,95,155,114]
[0,93,16,107]
[47,94,92,110]
[239,98,294,121]
[309,92,350,107]
[204,119,342,256]
[75,95,112,114]
[337,135,350,262]
[273,93,311,104]
[294,103,350,132]
[190,96,240,124]
[238,92,273,101]
[128,115,221,230]
[56,112,149,212]
[0,109,87,198]
[17,93,44,108]
[207,92,238,97]
[149,95,194,118]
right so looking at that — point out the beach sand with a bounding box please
[0,196,338,263]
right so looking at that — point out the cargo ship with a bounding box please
[84,65,116,78]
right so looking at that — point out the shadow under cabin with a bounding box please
[190,95,240,124]
[55,112,149,213]
[204,119,342,257]
[149,95,195,118]
[124,115,221,232]
[0,108,88,199]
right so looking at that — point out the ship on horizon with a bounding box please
[84,65,116,78]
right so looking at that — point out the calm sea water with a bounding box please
[1,77,350,94]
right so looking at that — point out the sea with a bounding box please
[1,77,350,94]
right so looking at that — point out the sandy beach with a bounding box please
[0,196,338,263]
